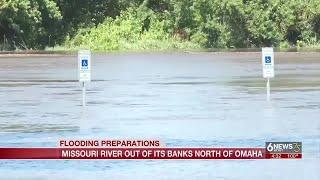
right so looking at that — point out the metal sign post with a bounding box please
[262,47,274,101]
[82,81,86,106]
[78,50,91,106]
[267,78,270,100]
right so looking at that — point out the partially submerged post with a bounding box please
[262,47,274,101]
[78,50,91,106]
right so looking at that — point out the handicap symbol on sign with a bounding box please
[82,59,88,69]
[265,56,271,64]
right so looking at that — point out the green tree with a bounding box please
[0,0,61,50]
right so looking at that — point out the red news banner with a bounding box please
[0,140,302,160]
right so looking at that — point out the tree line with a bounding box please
[0,0,319,51]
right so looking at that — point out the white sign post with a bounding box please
[262,47,274,101]
[78,50,91,106]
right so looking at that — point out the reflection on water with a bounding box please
[0,52,319,180]
[0,124,78,133]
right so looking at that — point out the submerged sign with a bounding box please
[262,47,274,78]
[78,50,91,82]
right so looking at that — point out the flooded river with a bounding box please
[0,52,319,179]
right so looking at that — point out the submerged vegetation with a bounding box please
[1,0,320,51]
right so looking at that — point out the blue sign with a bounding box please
[265,56,271,64]
[81,59,88,69]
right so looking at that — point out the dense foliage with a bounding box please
[1,0,320,50]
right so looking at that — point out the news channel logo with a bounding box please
[265,142,302,153]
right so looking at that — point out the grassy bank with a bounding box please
[1,1,320,52]
[61,8,200,51]
[60,2,320,52]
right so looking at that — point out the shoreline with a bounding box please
[0,49,320,57]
